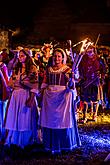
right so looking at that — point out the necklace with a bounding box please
[49,65,68,73]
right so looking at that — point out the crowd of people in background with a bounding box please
[0,39,110,155]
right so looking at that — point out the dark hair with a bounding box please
[14,49,33,75]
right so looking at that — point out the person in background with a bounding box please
[1,49,9,66]
[40,48,81,154]
[0,53,9,141]
[32,49,42,67]
[32,49,44,87]
[7,50,19,78]
[4,49,39,148]
[40,43,53,69]
[79,45,106,123]
[101,48,110,110]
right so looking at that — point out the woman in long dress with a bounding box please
[40,48,81,154]
[5,49,39,148]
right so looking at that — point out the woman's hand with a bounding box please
[25,92,36,108]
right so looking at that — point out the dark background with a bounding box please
[0,0,110,26]
[0,0,110,45]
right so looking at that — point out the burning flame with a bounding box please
[9,28,20,36]
[80,38,94,54]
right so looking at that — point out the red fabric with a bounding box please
[79,101,84,111]
[108,81,110,98]
[1,63,9,101]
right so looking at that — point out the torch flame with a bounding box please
[80,38,94,54]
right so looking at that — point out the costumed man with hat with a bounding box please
[79,45,106,123]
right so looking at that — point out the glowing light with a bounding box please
[80,38,94,54]
[9,28,21,36]
[65,49,70,56]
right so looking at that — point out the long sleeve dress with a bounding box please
[40,64,81,154]
[5,65,39,148]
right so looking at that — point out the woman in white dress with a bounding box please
[5,49,39,148]
[40,48,81,154]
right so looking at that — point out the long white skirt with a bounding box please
[5,88,38,148]
[40,85,81,153]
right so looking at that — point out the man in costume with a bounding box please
[79,45,106,123]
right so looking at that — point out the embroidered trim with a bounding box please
[49,65,69,73]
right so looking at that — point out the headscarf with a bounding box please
[53,48,67,64]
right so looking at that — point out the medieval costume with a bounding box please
[40,48,81,154]
[79,46,106,122]
[5,49,39,148]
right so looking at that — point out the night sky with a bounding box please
[0,0,42,28]
[0,0,110,29]
[0,0,110,45]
